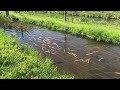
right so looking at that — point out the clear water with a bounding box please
[1,21,120,79]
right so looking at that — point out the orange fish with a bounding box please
[42,47,46,51]
[86,51,98,55]
[98,57,103,61]
[114,72,120,75]
[68,52,77,58]
[45,50,50,53]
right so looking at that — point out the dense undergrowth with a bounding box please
[0,30,74,79]
[7,11,120,44]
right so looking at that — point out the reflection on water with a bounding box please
[1,21,120,79]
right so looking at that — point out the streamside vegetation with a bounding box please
[5,11,120,44]
[0,30,74,79]
[17,11,120,19]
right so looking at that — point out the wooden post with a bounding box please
[6,11,9,17]
[64,11,67,22]
[72,11,74,23]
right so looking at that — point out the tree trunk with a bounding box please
[64,11,67,22]
[6,11,9,17]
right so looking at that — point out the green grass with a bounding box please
[18,11,120,19]
[76,11,120,19]
[14,11,120,24]
[0,30,74,79]
[7,11,120,44]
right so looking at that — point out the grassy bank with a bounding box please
[76,11,120,19]
[14,11,120,24]
[0,30,73,79]
[7,12,120,44]
[20,11,120,19]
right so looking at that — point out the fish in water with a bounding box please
[45,50,50,53]
[42,39,47,43]
[28,38,32,41]
[51,49,55,51]
[74,58,91,63]
[85,58,91,63]
[114,72,120,75]
[42,43,47,46]
[52,42,61,49]
[32,37,36,41]
[48,45,56,49]
[68,48,76,52]
[42,47,47,51]
[33,43,39,46]
[38,38,42,40]
[51,52,56,55]
[67,52,77,58]
[74,59,85,62]
[43,39,51,44]
[47,37,52,39]
[64,49,65,52]
[94,46,100,49]
[98,57,103,61]
[74,59,81,62]
[86,51,98,55]
[52,42,59,47]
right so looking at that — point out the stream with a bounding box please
[0,20,120,79]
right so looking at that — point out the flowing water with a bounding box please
[0,21,120,79]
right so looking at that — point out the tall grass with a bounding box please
[8,12,120,44]
[19,11,120,19]
[0,30,74,79]
[14,11,120,24]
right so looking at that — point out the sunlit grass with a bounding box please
[19,11,120,19]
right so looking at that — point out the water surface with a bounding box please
[1,21,120,79]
